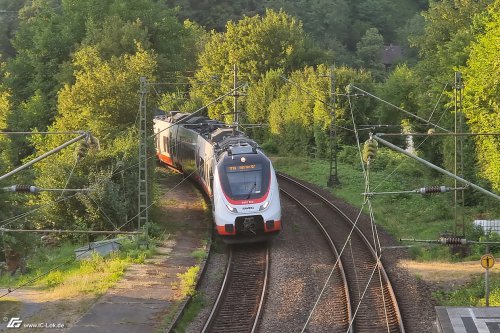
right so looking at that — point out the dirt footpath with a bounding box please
[0,169,210,333]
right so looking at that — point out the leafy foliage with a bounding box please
[30,45,156,231]
[265,65,375,156]
[356,28,385,80]
[0,0,497,294]
[191,9,327,123]
[0,0,204,238]
[461,0,500,190]
[167,0,426,65]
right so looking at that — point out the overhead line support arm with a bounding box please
[0,132,88,182]
[372,134,500,201]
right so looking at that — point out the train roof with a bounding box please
[154,110,261,156]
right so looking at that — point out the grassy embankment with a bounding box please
[0,238,154,300]
[272,146,500,306]
[153,167,213,333]
[0,167,185,300]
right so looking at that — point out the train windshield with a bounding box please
[218,155,271,202]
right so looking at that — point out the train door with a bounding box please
[204,157,211,196]
[168,132,173,155]
[155,128,160,152]
[171,128,178,165]
[162,136,168,155]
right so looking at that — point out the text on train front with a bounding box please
[218,157,270,206]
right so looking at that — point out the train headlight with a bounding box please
[226,204,237,213]
[259,201,270,211]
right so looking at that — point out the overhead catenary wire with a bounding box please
[0,132,88,182]
[349,84,451,133]
[0,192,81,229]
[0,81,244,296]
[362,185,469,196]
[0,228,141,235]
[148,84,248,140]
[346,92,389,331]
[0,148,202,293]
[84,192,118,229]
[0,81,253,296]
[0,155,138,230]
[301,92,388,332]
[372,134,500,201]
[427,82,449,122]
[371,104,451,193]
[376,132,500,137]
[0,152,215,299]
[300,199,368,333]
[58,155,79,200]
[0,131,83,135]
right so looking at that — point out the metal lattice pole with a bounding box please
[138,77,148,237]
[454,72,465,237]
[327,67,340,187]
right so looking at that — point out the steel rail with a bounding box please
[201,248,233,333]
[277,172,405,333]
[202,245,269,333]
[280,188,352,332]
[252,247,269,333]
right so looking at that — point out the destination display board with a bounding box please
[226,164,261,172]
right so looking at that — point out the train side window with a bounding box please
[209,168,213,191]
[199,157,205,179]
[163,136,168,153]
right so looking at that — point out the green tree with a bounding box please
[3,0,203,163]
[31,44,157,230]
[356,27,385,80]
[267,65,374,156]
[411,0,493,105]
[461,0,500,190]
[191,9,328,123]
[375,64,419,147]
[167,0,425,66]
[407,0,493,174]
[0,0,25,59]
[245,68,284,142]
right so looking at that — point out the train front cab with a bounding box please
[212,149,282,244]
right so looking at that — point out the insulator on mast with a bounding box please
[362,138,378,164]
[439,237,467,245]
[418,186,451,194]
[7,185,38,193]
[76,140,90,159]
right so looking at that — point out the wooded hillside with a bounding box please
[0,0,498,248]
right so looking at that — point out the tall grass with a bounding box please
[0,238,154,299]
[434,272,500,306]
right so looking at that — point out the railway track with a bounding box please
[202,243,269,333]
[277,173,405,333]
[280,186,352,332]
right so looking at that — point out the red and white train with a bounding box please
[153,111,282,243]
